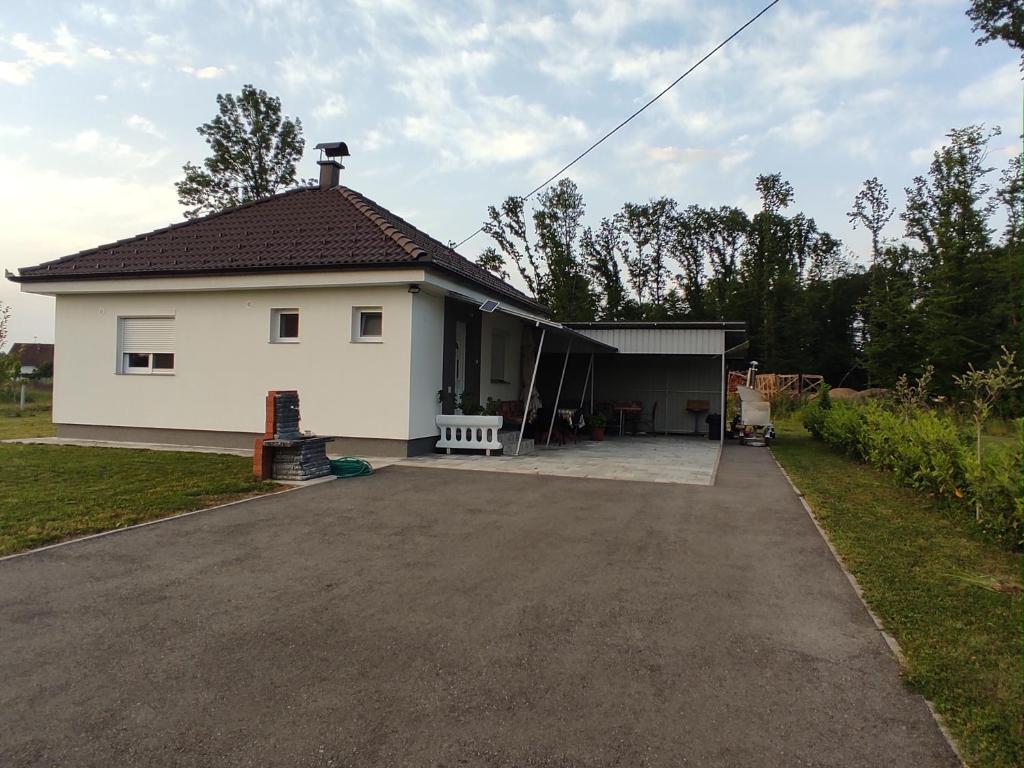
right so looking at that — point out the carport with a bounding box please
[535,322,747,442]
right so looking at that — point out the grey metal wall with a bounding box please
[537,353,723,435]
[575,327,725,355]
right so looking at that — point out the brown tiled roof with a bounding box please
[8,343,53,367]
[11,186,546,313]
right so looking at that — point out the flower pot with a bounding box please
[590,426,606,441]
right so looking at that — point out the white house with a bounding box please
[9,148,745,455]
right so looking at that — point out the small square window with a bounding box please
[126,352,150,370]
[153,353,175,370]
[271,309,299,342]
[353,308,383,342]
[360,311,382,337]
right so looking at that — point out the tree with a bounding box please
[847,177,893,263]
[582,218,628,320]
[475,247,510,281]
[0,300,9,352]
[0,301,18,400]
[953,346,1023,519]
[859,245,925,386]
[483,179,596,320]
[176,84,309,219]
[967,0,1024,64]
[902,125,1007,383]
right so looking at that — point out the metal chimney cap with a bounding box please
[314,141,350,159]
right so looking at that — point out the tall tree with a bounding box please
[475,247,510,281]
[617,198,678,311]
[847,177,894,263]
[859,245,925,386]
[967,0,1024,64]
[582,218,628,320]
[483,179,596,320]
[176,84,309,219]
[902,125,1007,383]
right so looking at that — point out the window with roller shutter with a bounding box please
[118,317,175,374]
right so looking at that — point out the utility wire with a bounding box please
[453,0,782,250]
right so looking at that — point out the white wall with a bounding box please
[479,310,523,406]
[407,291,445,440]
[53,285,418,439]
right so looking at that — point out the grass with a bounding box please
[0,381,56,439]
[0,444,279,556]
[0,384,279,556]
[771,419,1023,768]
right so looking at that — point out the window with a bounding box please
[353,307,383,342]
[271,308,299,342]
[118,317,175,375]
[490,330,508,383]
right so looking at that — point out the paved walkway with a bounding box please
[0,447,959,767]
[404,435,721,485]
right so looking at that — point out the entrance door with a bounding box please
[454,320,467,405]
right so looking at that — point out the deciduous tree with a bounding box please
[176,84,309,219]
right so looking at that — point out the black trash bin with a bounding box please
[706,413,722,440]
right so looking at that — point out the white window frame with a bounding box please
[270,308,300,343]
[352,307,384,343]
[117,316,176,376]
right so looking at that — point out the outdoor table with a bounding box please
[612,403,642,435]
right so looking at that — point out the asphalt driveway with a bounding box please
[0,447,958,767]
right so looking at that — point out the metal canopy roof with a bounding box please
[565,321,746,357]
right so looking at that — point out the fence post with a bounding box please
[19,383,26,411]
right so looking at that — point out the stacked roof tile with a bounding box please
[12,186,545,312]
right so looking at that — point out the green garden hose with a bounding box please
[329,457,374,478]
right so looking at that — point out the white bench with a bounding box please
[435,415,504,455]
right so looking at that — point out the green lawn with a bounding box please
[0,444,279,556]
[0,382,56,440]
[771,420,1023,768]
[0,384,279,556]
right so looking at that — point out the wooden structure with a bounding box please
[727,373,824,399]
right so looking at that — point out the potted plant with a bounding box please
[589,413,607,441]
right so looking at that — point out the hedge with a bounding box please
[803,398,1022,547]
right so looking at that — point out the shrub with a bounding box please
[803,399,1022,547]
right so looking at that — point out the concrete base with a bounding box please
[55,424,437,458]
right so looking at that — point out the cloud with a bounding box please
[0,60,34,85]
[0,124,31,137]
[179,64,228,79]
[78,3,118,26]
[958,61,1020,110]
[312,94,346,120]
[909,137,944,165]
[125,114,165,139]
[87,46,113,60]
[57,129,166,167]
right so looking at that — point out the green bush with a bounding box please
[801,398,1022,547]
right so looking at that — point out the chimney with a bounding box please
[314,141,350,190]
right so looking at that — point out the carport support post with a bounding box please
[577,353,594,412]
[546,341,572,448]
[721,352,726,446]
[515,327,546,456]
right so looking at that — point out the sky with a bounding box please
[0,0,1019,346]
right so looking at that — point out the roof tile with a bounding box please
[14,186,544,312]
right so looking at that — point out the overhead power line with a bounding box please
[453,0,782,250]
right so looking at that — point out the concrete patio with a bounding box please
[402,435,722,485]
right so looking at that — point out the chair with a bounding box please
[638,401,659,435]
[535,408,576,446]
[498,400,525,430]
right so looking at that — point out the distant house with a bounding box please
[6,143,743,455]
[8,342,54,377]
